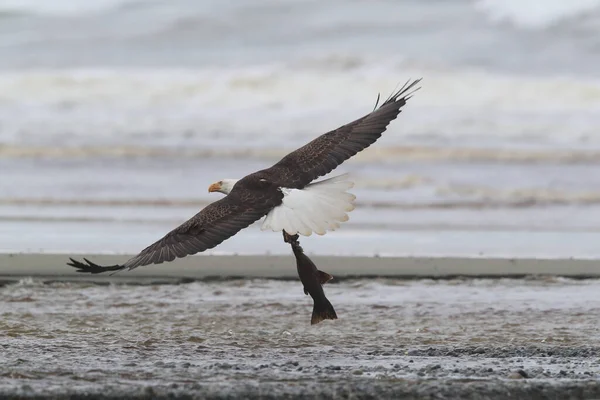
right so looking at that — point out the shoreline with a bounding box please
[1,252,599,282]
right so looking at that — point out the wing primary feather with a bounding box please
[66,257,126,274]
[265,78,421,189]
[384,80,403,104]
[372,92,380,112]
[388,78,422,103]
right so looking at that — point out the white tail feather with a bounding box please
[261,174,356,236]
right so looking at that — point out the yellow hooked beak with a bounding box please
[208,182,221,193]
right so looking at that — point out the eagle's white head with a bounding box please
[208,179,239,195]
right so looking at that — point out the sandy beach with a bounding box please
[2,254,600,399]
[1,253,600,282]
[2,275,600,399]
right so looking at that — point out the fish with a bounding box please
[283,232,338,325]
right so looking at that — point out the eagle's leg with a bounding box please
[282,231,299,245]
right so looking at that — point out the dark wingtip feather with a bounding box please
[66,257,78,267]
[381,78,423,107]
[66,257,126,274]
[372,92,381,112]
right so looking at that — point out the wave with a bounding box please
[4,0,600,32]
[1,0,598,80]
[3,214,599,234]
[3,66,599,109]
[5,182,600,209]
[3,144,600,164]
[0,0,134,17]
[0,66,599,149]
[475,0,600,29]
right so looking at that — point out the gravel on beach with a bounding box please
[2,277,599,399]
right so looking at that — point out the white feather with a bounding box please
[261,173,356,236]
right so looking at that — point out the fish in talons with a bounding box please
[283,231,337,325]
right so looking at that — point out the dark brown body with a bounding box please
[285,232,337,325]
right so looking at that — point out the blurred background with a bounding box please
[1,0,599,257]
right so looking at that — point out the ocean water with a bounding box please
[1,0,600,257]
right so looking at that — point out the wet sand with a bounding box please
[1,277,599,399]
[2,253,600,281]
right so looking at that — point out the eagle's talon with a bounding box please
[283,231,299,244]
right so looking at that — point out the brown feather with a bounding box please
[262,78,421,188]
[68,178,282,273]
[120,183,282,270]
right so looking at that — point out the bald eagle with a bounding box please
[68,79,421,274]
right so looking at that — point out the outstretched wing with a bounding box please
[68,191,277,273]
[265,79,421,188]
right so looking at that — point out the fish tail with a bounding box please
[311,296,338,325]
